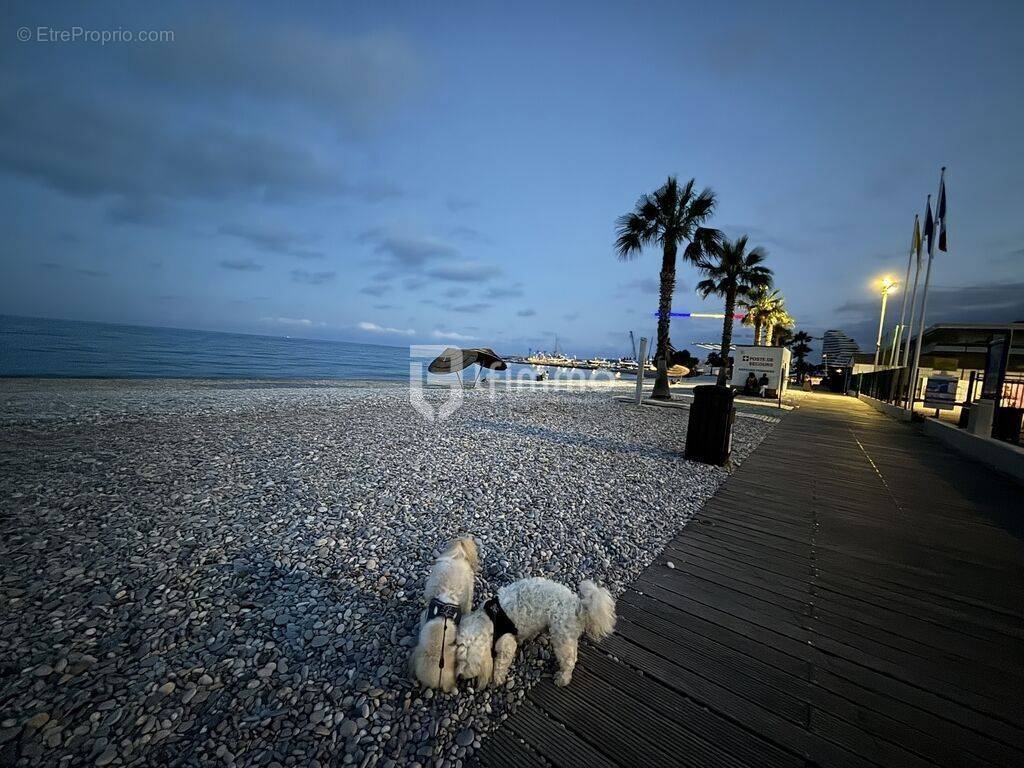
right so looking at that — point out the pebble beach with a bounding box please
[0,379,776,768]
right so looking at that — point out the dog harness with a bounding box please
[427,598,462,690]
[427,598,462,626]
[483,596,518,654]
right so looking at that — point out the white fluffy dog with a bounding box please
[456,577,616,688]
[409,537,479,692]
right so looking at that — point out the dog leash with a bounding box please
[426,599,462,739]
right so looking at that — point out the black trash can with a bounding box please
[958,405,971,429]
[685,385,736,466]
[993,407,1023,444]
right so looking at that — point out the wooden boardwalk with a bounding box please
[476,393,1024,768]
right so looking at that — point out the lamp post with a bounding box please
[873,276,898,371]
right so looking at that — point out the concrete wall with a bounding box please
[921,418,1024,486]
[857,393,912,422]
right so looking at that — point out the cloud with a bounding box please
[443,286,469,298]
[261,316,323,327]
[358,321,415,335]
[445,196,476,213]
[360,284,391,297]
[834,282,1024,318]
[620,277,686,295]
[450,302,492,313]
[991,247,1024,264]
[357,227,502,290]
[485,283,524,299]
[221,257,264,272]
[130,24,420,136]
[0,85,387,221]
[563,312,580,322]
[716,224,811,255]
[448,225,489,243]
[359,228,459,266]
[36,262,108,277]
[834,281,1024,346]
[219,223,324,258]
[372,303,397,310]
[517,309,537,317]
[291,269,336,285]
[107,196,170,225]
[432,329,477,341]
[426,262,501,283]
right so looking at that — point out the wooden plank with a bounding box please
[619,590,811,678]
[477,394,1024,768]
[504,701,617,768]
[614,612,810,726]
[474,728,547,768]
[579,649,804,768]
[528,675,714,768]
[600,634,879,768]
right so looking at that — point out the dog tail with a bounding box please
[456,536,480,572]
[577,580,616,640]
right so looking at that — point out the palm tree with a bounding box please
[764,301,794,346]
[771,321,795,348]
[739,286,779,345]
[790,330,813,383]
[616,176,720,399]
[696,236,773,385]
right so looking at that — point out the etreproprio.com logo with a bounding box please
[17,26,175,44]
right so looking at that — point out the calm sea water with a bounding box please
[0,315,421,380]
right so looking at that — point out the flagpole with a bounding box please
[900,216,923,405]
[906,238,933,412]
[889,220,916,365]
[907,168,945,413]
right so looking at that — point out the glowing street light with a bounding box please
[873,276,899,371]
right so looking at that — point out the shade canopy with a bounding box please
[428,347,508,374]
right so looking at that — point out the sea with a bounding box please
[0,315,440,380]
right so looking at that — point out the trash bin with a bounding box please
[958,405,971,429]
[685,385,736,466]
[993,407,1023,445]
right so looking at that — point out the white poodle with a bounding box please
[456,577,616,688]
[409,537,479,692]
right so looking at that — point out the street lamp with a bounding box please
[873,276,898,371]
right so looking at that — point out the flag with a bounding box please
[912,214,921,264]
[923,195,934,255]
[936,168,947,252]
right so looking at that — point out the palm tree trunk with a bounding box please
[717,289,736,386]
[753,319,762,346]
[765,323,774,346]
[652,242,677,399]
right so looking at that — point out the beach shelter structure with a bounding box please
[428,347,507,386]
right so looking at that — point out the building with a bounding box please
[896,323,1023,372]
[821,329,859,367]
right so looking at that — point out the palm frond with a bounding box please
[695,277,720,298]
[682,226,722,264]
[683,189,716,230]
[614,210,658,260]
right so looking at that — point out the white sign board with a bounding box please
[730,345,791,395]
[924,373,958,411]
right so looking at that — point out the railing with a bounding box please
[851,366,910,405]
[852,368,1023,445]
[993,373,1024,445]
